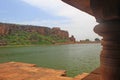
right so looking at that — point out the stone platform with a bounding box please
[0,62,90,80]
[82,68,100,80]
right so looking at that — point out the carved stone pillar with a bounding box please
[94,20,120,80]
[91,0,120,80]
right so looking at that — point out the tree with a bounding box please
[95,38,100,42]
[85,39,90,42]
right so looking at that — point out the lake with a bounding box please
[0,44,101,77]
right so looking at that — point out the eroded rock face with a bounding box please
[3,23,51,36]
[51,27,69,39]
[0,23,69,39]
[0,23,9,35]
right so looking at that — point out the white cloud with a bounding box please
[21,0,101,41]
[21,0,63,13]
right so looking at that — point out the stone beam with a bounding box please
[91,0,120,22]
[62,0,93,15]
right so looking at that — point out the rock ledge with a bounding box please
[0,62,88,80]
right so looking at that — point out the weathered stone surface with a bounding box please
[75,73,89,80]
[0,62,71,80]
[62,0,92,15]
[82,68,100,80]
[0,62,89,80]
[51,27,69,39]
[62,0,120,22]
[0,23,70,40]
[0,23,9,35]
[0,23,51,36]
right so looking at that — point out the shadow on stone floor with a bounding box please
[82,68,100,80]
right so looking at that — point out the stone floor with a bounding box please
[0,62,91,80]
[82,68,100,80]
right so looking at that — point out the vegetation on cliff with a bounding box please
[0,22,76,46]
[0,30,69,46]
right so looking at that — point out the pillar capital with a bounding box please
[90,0,120,22]
[94,20,120,80]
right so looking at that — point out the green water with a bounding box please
[0,44,101,77]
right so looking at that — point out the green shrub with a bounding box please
[0,31,69,45]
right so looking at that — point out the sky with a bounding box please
[0,0,101,41]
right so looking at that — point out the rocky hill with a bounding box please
[0,22,75,45]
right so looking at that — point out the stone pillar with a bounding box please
[62,0,120,79]
[94,20,120,80]
[90,0,120,80]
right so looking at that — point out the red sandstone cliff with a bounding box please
[0,23,51,36]
[0,23,9,35]
[51,27,69,39]
[0,22,75,41]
